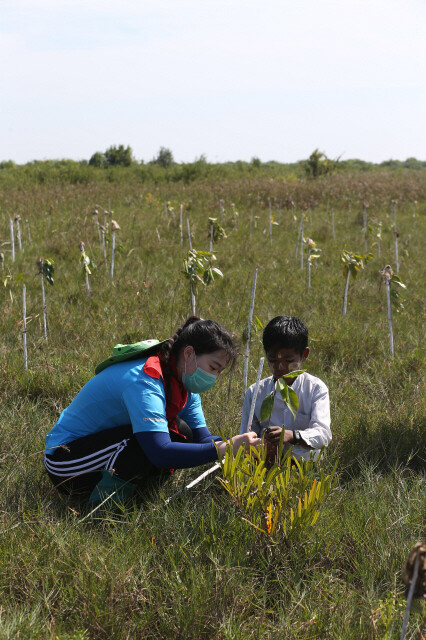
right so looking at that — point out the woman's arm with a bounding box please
[135,430,261,469]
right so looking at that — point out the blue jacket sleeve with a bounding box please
[192,426,222,444]
[135,431,220,469]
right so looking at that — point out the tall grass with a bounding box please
[0,167,424,638]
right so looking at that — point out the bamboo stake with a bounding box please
[242,268,258,399]
[268,198,273,244]
[300,221,304,270]
[22,285,28,371]
[179,204,183,245]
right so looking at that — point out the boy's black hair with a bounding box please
[262,316,308,355]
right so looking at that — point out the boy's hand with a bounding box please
[263,426,295,444]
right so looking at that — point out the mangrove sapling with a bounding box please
[379,265,406,358]
[242,269,258,399]
[340,249,372,316]
[304,238,321,291]
[182,249,223,315]
[218,443,337,543]
[9,219,15,262]
[110,219,120,280]
[79,241,92,297]
[36,258,54,340]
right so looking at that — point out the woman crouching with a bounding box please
[44,317,260,503]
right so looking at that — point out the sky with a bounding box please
[1,0,425,164]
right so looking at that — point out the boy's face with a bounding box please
[266,345,309,384]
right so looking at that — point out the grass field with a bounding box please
[0,165,425,639]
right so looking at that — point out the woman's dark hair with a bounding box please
[159,316,238,369]
[262,316,308,355]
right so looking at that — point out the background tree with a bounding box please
[153,147,174,168]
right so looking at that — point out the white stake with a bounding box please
[240,357,265,434]
[187,219,192,250]
[9,219,15,262]
[37,260,48,340]
[179,204,183,245]
[295,212,304,259]
[242,268,258,398]
[110,230,116,280]
[400,555,420,640]
[308,250,312,291]
[300,221,304,270]
[15,216,22,251]
[268,198,273,244]
[385,278,394,358]
[342,268,351,316]
[23,285,28,371]
[26,219,32,244]
[394,230,399,273]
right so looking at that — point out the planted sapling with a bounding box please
[79,241,92,297]
[379,264,406,358]
[340,249,372,316]
[182,249,223,315]
[36,258,55,340]
[304,237,321,291]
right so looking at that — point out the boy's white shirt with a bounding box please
[240,372,331,461]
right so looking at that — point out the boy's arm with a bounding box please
[296,384,331,449]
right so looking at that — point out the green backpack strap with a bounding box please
[95,339,169,375]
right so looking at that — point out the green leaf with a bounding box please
[282,370,305,379]
[260,392,275,422]
[287,387,299,419]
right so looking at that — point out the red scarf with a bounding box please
[143,355,187,438]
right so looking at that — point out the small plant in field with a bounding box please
[182,249,223,315]
[79,241,93,297]
[340,249,372,316]
[36,258,54,340]
[208,217,227,243]
[304,237,321,291]
[217,440,337,544]
[379,265,406,358]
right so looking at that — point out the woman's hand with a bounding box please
[216,431,261,458]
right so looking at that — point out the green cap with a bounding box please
[95,339,168,375]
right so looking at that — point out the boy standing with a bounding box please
[241,316,331,461]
